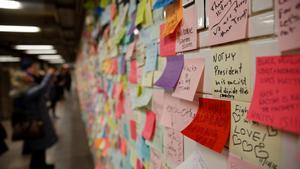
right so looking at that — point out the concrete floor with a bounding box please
[0,91,94,169]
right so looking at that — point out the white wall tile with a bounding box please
[248,11,275,38]
[252,0,273,13]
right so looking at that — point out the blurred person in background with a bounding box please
[10,58,58,169]
[0,122,8,156]
[62,64,72,93]
[47,67,60,119]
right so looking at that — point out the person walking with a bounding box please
[10,58,58,169]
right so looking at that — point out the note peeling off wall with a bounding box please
[212,43,251,102]
[208,0,248,45]
[230,101,280,169]
[182,98,231,153]
[247,55,300,135]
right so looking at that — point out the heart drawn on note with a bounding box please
[232,112,241,123]
[267,126,278,137]
[232,134,241,145]
[242,140,253,152]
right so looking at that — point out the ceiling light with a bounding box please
[0,56,20,62]
[0,0,22,9]
[26,49,57,54]
[15,45,54,50]
[49,59,65,64]
[0,25,40,33]
[38,55,62,60]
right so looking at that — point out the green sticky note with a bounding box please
[135,0,146,26]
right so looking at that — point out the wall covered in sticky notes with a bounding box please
[75,0,300,169]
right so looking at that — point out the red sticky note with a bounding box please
[120,137,127,155]
[115,94,125,119]
[181,98,231,153]
[142,111,156,140]
[130,120,137,141]
[247,55,300,134]
[160,24,176,57]
[129,60,138,84]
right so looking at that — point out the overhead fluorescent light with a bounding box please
[38,55,62,60]
[0,25,40,33]
[49,58,65,64]
[15,45,54,50]
[26,49,57,54]
[0,0,22,9]
[0,56,20,62]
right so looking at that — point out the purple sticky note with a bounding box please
[128,12,137,36]
[119,55,126,74]
[154,55,184,90]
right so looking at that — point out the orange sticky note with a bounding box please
[181,98,231,153]
[160,24,176,57]
[247,55,300,134]
[162,0,183,37]
[130,120,137,141]
[142,111,156,140]
[129,60,138,84]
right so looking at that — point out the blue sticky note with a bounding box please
[153,0,174,10]
[144,42,158,72]
[136,136,150,161]
[124,123,129,140]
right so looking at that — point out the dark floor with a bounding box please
[0,91,94,169]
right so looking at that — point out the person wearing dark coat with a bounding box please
[0,122,8,155]
[10,59,58,169]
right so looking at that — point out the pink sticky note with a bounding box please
[150,148,162,169]
[160,24,176,57]
[130,120,137,141]
[129,60,138,84]
[126,41,136,60]
[276,0,300,51]
[172,58,204,101]
[208,0,248,46]
[247,55,300,134]
[160,93,198,131]
[142,111,156,140]
[164,128,184,164]
[176,4,198,52]
[228,154,262,169]
[115,94,125,119]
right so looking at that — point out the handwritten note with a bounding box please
[160,24,176,57]
[163,0,183,37]
[182,98,231,153]
[172,58,204,101]
[142,71,154,87]
[142,111,156,140]
[230,101,280,169]
[277,0,300,51]
[176,4,198,52]
[154,55,184,90]
[151,90,165,121]
[208,0,248,45]
[228,154,263,169]
[160,93,198,131]
[130,120,137,140]
[150,148,162,169]
[164,127,184,164]
[145,42,158,72]
[212,43,251,101]
[153,0,174,10]
[247,55,300,134]
[175,151,208,169]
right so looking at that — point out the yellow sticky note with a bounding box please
[100,0,110,8]
[142,71,154,87]
[135,0,147,26]
[163,0,183,37]
[229,101,281,169]
[143,1,153,28]
[211,43,252,102]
